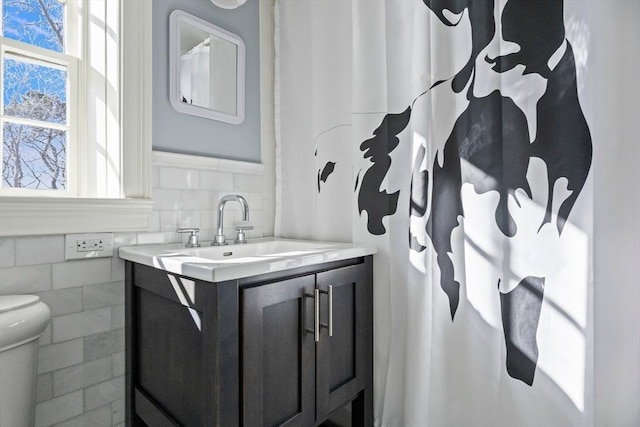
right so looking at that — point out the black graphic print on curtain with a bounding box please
[357,108,411,235]
[356,0,592,386]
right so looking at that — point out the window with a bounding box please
[0,0,152,236]
[1,0,76,193]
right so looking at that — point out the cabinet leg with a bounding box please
[352,389,373,426]
[131,414,147,426]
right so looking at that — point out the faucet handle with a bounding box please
[235,225,253,244]
[177,228,201,247]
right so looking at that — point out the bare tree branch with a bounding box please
[36,0,63,48]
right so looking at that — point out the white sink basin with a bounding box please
[119,238,376,282]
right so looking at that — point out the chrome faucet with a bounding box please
[213,195,249,246]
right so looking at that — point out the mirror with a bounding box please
[169,10,245,124]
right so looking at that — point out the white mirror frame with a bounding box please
[169,10,245,124]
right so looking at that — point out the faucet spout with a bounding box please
[213,195,249,245]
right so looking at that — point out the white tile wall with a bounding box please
[0,152,270,426]
[54,405,113,427]
[53,356,112,396]
[52,259,112,289]
[84,330,125,362]
[37,289,83,316]
[34,391,84,427]
[0,265,51,294]
[37,339,84,374]
[16,236,65,266]
[52,308,112,343]
[151,151,266,243]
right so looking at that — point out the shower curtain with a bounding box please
[180,42,210,107]
[275,1,596,425]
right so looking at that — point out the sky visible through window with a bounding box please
[2,0,67,190]
[2,0,64,52]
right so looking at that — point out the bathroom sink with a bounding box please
[119,238,376,282]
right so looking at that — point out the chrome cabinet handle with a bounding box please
[307,286,333,342]
[305,290,320,343]
[314,289,320,343]
[328,285,333,337]
[319,285,333,337]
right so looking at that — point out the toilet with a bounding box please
[0,295,51,427]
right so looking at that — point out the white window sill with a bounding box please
[0,197,154,236]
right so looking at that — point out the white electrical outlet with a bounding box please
[65,233,114,260]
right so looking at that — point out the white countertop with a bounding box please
[119,238,377,282]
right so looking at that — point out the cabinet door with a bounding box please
[316,264,368,419]
[242,275,316,427]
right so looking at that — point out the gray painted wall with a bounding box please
[153,0,261,163]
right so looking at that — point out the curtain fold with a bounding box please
[180,44,210,106]
[275,1,596,425]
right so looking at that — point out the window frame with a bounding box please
[0,37,79,196]
[0,0,153,236]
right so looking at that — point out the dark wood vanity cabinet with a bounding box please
[242,263,371,427]
[125,256,373,427]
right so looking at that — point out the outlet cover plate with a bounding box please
[65,233,114,260]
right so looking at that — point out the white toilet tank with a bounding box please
[0,295,51,427]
